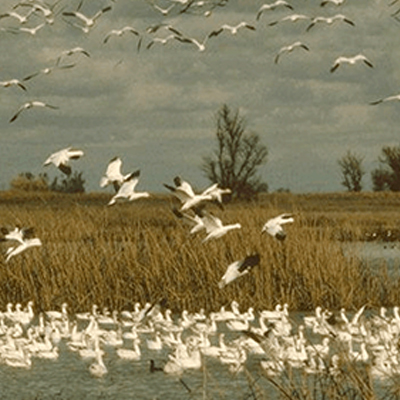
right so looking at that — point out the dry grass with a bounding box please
[1,190,400,314]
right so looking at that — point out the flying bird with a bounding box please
[103,26,140,44]
[208,22,256,37]
[9,101,59,123]
[0,226,35,245]
[108,170,150,206]
[0,10,34,24]
[256,1,294,21]
[23,63,75,82]
[330,54,373,73]
[150,3,176,15]
[261,213,294,240]
[0,79,27,91]
[274,41,309,64]
[146,34,181,49]
[201,212,242,243]
[320,0,345,6]
[164,176,213,210]
[201,183,231,206]
[370,94,400,105]
[100,157,130,192]
[218,254,260,289]
[306,15,355,31]
[9,22,46,35]
[172,208,206,235]
[269,14,309,26]
[5,237,42,263]
[56,47,91,65]
[175,35,208,52]
[62,5,111,30]
[43,147,84,175]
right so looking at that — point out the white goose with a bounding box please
[56,47,91,66]
[208,22,256,37]
[43,147,84,175]
[9,101,59,123]
[107,170,150,206]
[306,14,355,31]
[274,41,309,64]
[172,208,206,235]
[256,1,294,21]
[62,5,112,30]
[117,338,141,360]
[330,54,373,73]
[100,157,130,192]
[269,14,309,26]
[0,226,35,244]
[103,26,140,44]
[218,254,260,288]
[201,212,241,243]
[261,213,294,240]
[5,237,42,262]
[0,79,27,91]
[370,93,400,106]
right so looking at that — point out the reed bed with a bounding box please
[0,190,400,314]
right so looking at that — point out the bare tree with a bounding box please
[371,145,400,191]
[337,150,365,192]
[201,104,268,199]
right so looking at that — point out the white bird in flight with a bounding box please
[43,147,84,175]
[306,15,355,31]
[9,22,46,35]
[201,183,231,206]
[3,227,42,262]
[146,34,181,49]
[275,41,309,64]
[320,0,345,6]
[62,5,112,30]
[208,22,256,37]
[370,93,400,105]
[330,54,373,73]
[0,10,34,24]
[201,212,241,243]
[56,47,91,66]
[100,157,130,192]
[172,208,206,235]
[175,35,208,52]
[261,213,294,240]
[108,170,150,206]
[103,26,140,44]
[0,79,27,91]
[0,226,35,245]
[9,101,59,123]
[218,254,260,289]
[23,63,76,82]
[256,1,294,21]
[269,14,309,26]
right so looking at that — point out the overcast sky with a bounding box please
[0,0,399,193]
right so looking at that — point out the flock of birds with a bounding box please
[0,0,399,125]
[1,145,294,291]
[1,298,400,385]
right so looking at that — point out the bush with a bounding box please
[10,172,49,192]
[50,171,86,193]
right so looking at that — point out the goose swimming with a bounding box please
[43,147,84,175]
[9,101,59,123]
[218,254,260,288]
[108,170,150,205]
[261,213,294,240]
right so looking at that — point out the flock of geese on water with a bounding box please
[1,298,400,384]
[0,146,294,290]
[1,0,400,123]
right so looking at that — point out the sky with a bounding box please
[0,0,399,194]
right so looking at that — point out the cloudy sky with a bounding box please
[0,0,399,193]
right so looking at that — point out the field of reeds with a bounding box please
[1,190,400,314]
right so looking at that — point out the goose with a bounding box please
[10,22,46,35]
[145,23,182,35]
[306,15,355,31]
[370,93,400,105]
[45,302,69,321]
[23,63,75,82]
[0,79,27,91]
[200,183,231,206]
[0,10,34,24]
[146,331,163,350]
[175,34,208,52]
[9,100,59,123]
[218,253,260,289]
[151,3,176,15]
[5,237,42,262]
[0,226,35,244]
[56,47,91,66]
[14,2,56,24]
[209,22,255,38]
[274,41,309,64]
[146,34,181,49]
[100,156,130,191]
[261,213,294,240]
[107,170,150,206]
[103,26,140,44]
[43,147,84,175]
[330,54,373,73]
[117,338,141,360]
[62,5,112,30]
[321,0,345,5]
[201,212,241,243]
[269,14,309,26]
[172,207,206,235]
[256,1,293,20]
[89,349,107,378]
[164,176,213,210]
